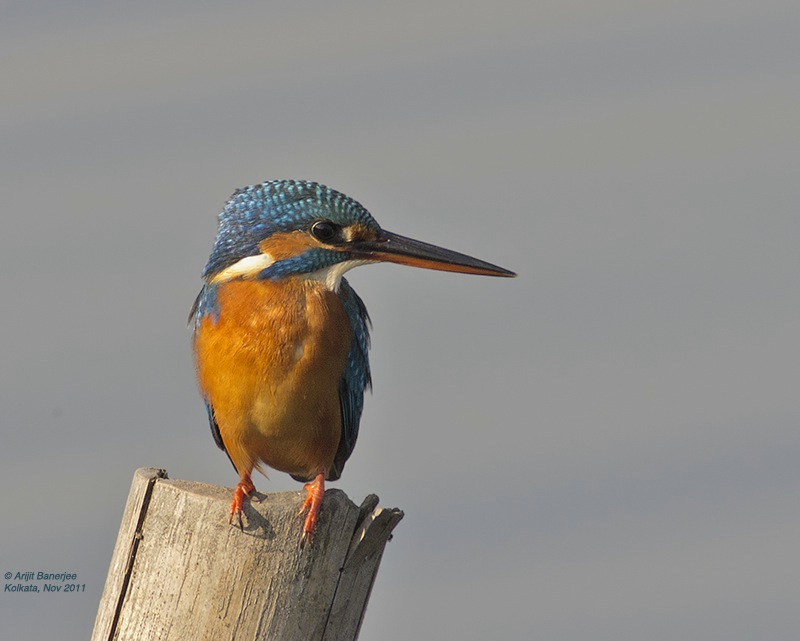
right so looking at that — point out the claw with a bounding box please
[298,470,325,548]
[229,473,255,530]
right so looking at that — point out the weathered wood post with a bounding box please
[92,468,403,641]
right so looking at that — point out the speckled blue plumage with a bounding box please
[202,180,380,279]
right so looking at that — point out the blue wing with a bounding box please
[330,278,372,480]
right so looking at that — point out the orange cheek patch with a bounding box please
[258,231,319,260]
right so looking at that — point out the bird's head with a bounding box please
[203,180,515,291]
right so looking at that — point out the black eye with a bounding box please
[310,220,339,243]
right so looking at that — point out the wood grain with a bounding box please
[92,468,402,641]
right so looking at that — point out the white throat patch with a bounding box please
[303,259,374,292]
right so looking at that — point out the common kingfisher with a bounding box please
[191,180,515,545]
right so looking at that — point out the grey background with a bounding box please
[2,1,799,639]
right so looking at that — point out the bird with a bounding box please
[190,180,515,546]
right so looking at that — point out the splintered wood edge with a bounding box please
[345,496,405,568]
[320,496,404,641]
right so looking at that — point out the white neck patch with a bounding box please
[211,253,275,283]
[303,259,374,292]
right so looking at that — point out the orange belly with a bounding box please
[193,278,352,480]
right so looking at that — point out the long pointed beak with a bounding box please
[351,230,516,277]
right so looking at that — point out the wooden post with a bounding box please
[92,468,403,641]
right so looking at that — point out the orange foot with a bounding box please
[229,473,256,530]
[298,469,326,548]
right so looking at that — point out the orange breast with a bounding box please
[193,278,352,480]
